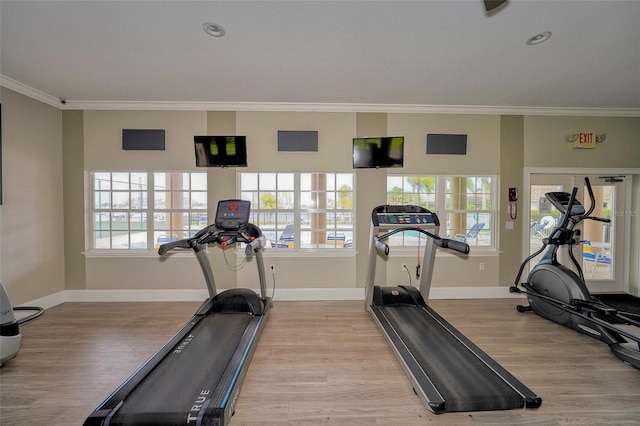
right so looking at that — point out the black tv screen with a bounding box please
[353,136,404,169]
[194,136,247,167]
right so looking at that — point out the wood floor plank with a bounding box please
[1,299,639,425]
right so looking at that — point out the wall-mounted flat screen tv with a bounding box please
[353,136,404,169]
[194,136,247,167]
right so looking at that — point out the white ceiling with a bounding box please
[1,0,639,113]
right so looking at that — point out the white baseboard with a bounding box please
[68,289,211,303]
[429,286,524,300]
[17,291,68,310]
[19,286,524,310]
[272,288,365,301]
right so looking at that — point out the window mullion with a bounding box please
[147,172,155,250]
[294,173,301,249]
[437,176,445,226]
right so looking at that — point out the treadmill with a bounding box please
[365,205,541,414]
[85,199,272,426]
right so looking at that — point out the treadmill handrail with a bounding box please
[375,227,470,255]
[158,223,264,255]
[158,223,267,299]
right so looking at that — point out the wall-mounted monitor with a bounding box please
[194,136,248,167]
[353,136,404,169]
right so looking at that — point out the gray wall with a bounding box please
[0,88,65,304]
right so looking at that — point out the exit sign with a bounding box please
[572,132,596,149]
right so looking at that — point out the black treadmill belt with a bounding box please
[110,313,254,425]
[383,305,524,412]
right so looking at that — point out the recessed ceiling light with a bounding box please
[203,22,225,37]
[526,31,551,46]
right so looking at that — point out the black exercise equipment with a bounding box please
[85,199,272,425]
[510,178,640,369]
[365,205,541,413]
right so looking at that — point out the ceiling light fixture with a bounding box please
[526,31,551,46]
[203,22,226,37]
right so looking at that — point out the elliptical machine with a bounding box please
[510,177,640,369]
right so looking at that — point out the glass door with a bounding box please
[579,175,626,293]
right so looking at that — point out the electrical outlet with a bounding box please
[479,262,485,271]
[270,264,276,272]
[402,263,407,271]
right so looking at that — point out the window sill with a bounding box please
[259,249,357,258]
[83,248,358,259]
[84,249,192,258]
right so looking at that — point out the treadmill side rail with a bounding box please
[424,304,542,409]
[371,301,541,413]
[84,304,271,426]
[370,306,446,413]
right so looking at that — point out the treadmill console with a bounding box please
[545,192,585,216]
[372,205,439,227]
[214,199,251,230]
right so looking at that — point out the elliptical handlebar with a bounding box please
[558,187,579,231]
[586,216,611,224]
[582,177,596,219]
[579,177,610,223]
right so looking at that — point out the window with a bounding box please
[386,175,436,246]
[91,172,207,250]
[445,176,493,247]
[240,172,354,250]
[387,175,495,247]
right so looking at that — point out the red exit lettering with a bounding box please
[572,132,596,149]
[579,133,594,144]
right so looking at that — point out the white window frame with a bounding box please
[239,172,355,253]
[386,174,497,250]
[88,171,207,254]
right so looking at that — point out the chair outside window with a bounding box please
[531,216,555,239]
[453,223,485,243]
[582,240,612,278]
[271,225,295,248]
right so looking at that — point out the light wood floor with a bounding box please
[1,299,639,425]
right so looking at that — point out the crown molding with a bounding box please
[0,75,61,108]
[3,74,640,117]
[59,101,640,116]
